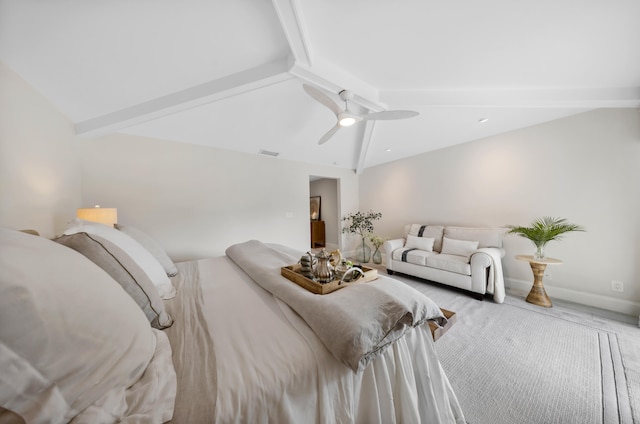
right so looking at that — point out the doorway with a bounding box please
[309,176,339,251]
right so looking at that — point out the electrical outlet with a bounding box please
[611,280,624,292]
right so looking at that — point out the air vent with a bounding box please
[259,149,279,157]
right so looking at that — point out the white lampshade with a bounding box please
[77,206,118,227]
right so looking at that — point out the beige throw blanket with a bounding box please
[226,240,445,373]
[476,248,505,303]
[163,261,217,423]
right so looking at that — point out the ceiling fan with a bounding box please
[303,84,419,145]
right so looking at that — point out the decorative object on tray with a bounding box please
[369,235,386,264]
[281,263,378,295]
[300,248,343,283]
[334,258,353,280]
[507,216,585,259]
[312,248,335,283]
[299,254,316,279]
[342,210,382,263]
[341,267,365,283]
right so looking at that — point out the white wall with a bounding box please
[79,133,359,261]
[4,57,637,315]
[310,178,339,248]
[0,62,81,237]
[360,109,640,315]
[0,61,359,263]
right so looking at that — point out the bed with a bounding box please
[0,224,465,424]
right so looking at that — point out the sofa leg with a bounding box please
[472,292,484,301]
[387,269,395,275]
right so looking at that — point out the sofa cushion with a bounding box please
[441,237,479,260]
[444,226,503,248]
[426,254,472,275]
[392,248,436,266]
[408,225,445,252]
[405,235,435,252]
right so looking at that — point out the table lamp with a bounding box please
[76,205,118,227]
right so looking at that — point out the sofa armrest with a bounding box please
[470,251,492,267]
[383,238,405,270]
[469,248,504,294]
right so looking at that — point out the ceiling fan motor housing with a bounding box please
[338,89,355,102]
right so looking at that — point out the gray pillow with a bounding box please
[115,224,178,277]
[54,233,173,329]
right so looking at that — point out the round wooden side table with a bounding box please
[515,255,562,308]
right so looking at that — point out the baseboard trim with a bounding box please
[506,277,640,317]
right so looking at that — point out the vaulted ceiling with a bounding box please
[2,1,639,173]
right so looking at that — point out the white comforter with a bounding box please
[165,251,465,423]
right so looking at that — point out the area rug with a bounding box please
[393,275,638,424]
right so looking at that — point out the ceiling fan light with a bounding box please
[339,116,356,127]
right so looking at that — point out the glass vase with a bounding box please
[355,239,371,263]
[372,247,382,264]
[534,244,546,260]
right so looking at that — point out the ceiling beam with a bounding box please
[272,0,388,173]
[271,0,312,66]
[382,86,640,108]
[355,120,376,175]
[272,0,387,112]
[76,58,293,137]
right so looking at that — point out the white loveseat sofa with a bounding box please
[384,224,506,303]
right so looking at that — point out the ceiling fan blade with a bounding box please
[318,124,341,145]
[363,110,420,121]
[303,84,343,116]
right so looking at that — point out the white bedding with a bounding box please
[70,330,176,424]
[165,254,465,423]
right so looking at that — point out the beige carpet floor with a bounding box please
[388,272,639,424]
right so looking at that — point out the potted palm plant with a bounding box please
[507,216,585,259]
[342,210,382,263]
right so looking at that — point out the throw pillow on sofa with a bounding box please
[405,235,436,252]
[441,237,479,261]
[408,225,444,251]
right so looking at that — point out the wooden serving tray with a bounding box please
[430,308,457,341]
[281,264,378,295]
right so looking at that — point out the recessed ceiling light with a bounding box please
[385,148,392,152]
[478,118,489,123]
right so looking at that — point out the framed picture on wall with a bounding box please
[310,196,321,221]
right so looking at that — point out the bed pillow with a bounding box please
[441,237,479,260]
[64,218,176,299]
[115,224,178,277]
[405,234,435,252]
[54,232,173,329]
[0,227,156,423]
